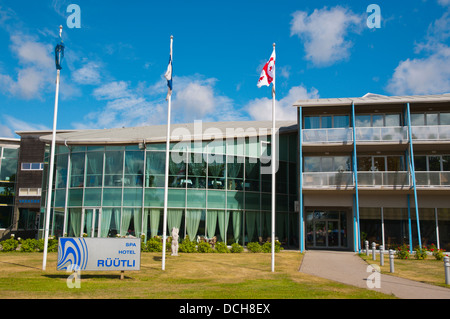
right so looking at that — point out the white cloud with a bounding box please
[387,9,450,95]
[0,33,54,99]
[387,46,450,95]
[246,85,319,121]
[290,6,362,67]
[72,61,101,85]
[438,0,450,7]
[1,114,49,135]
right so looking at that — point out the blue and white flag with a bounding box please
[164,36,173,100]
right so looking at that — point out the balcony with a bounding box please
[302,125,450,144]
[302,128,352,144]
[357,171,410,189]
[302,172,354,189]
[415,172,450,187]
[411,125,450,141]
[302,171,450,189]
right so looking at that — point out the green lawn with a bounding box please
[0,251,393,299]
[360,253,450,288]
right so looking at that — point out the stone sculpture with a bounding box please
[171,227,179,256]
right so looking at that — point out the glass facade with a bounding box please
[0,146,19,229]
[42,134,299,247]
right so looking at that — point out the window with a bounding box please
[355,113,401,127]
[304,115,350,129]
[21,163,44,170]
[411,112,450,126]
[357,156,405,171]
[304,156,351,172]
[414,155,450,171]
[18,188,42,196]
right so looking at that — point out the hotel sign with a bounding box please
[57,237,141,271]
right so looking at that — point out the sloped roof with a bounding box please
[39,120,297,145]
[293,93,450,107]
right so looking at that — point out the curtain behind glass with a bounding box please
[232,211,242,243]
[101,209,112,237]
[207,210,218,238]
[84,210,93,236]
[149,209,161,238]
[133,208,142,237]
[69,209,82,237]
[121,208,133,236]
[186,209,202,240]
[246,211,257,242]
[168,209,183,237]
[218,210,230,242]
[86,152,103,187]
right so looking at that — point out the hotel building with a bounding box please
[0,93,449,253]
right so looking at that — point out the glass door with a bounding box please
[306,209,348,249]
[327,220,339,247]
[81,208,102,237]
[314,221,327,247]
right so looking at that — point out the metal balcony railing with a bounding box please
[411,125,450,141]
[415,171,450,187]
[302,125,450,144]
[302,171,450,188]
[357,171,410,188]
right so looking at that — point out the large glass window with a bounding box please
[411,112,450,126]
[227,156,243,190]
[146,151,165,187]
[188,153,206,189]
[124,151,144,187]
[70,152,85,188]
[304,156,351,172]
[104,151,124,187]
[46,135,297,245]
[304,115,350,129]
[86,152,103,187]
[356,113,401,127]
[208,154,225,189]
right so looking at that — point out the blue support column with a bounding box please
[298,107,304,252]
[351,102,361,252]
[407,194,413,252]
[406,102,422,249]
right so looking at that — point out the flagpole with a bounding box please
[162,35,173,271]
[271,43,276,272]
[43,25,63,271]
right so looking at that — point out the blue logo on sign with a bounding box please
[57,238,88,271]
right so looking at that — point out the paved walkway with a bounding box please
[299,250,450,299]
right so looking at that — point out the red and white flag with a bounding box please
[257,48,275,88]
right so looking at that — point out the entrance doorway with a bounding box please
[306,209,348,249]
[81,208,102,237]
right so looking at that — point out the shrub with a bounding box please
[197,241,213,253]
[429,244,445,261]
[396,244,410,260]
[179,236,196,253]
[261,240,283,253]
[230,242,243,253]
[19,238,39,252]
[247,242,262,253]
[214,242,229,253]
[0,238,19,252]
[145,237,163,252]
[414,246,428,260]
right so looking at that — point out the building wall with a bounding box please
[41,133,300,247]
[298,100,450,252]
[0,140,20,239]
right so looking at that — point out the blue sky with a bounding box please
[0,0,449,138]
